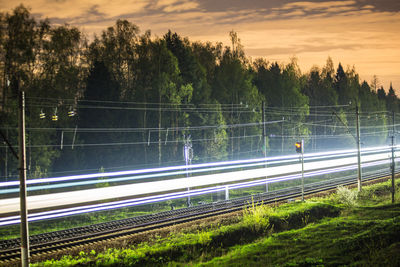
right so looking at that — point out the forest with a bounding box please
[0,5,399,180]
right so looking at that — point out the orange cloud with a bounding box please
[0,0,148,19]
[280,1,357,11]
[163,2,199,13]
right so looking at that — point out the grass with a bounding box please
[31,200,341,266]
[12,179,400,266]
[201,205,400,266]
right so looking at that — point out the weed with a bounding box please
[302,213,310,225]
[335,186,358,207]
[197,230,212,244]
[243,198,272,232]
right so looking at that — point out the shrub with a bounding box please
[335,186,358,207]
[243,199,271,232]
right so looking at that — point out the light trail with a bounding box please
[0,159,391,226]
[0,145,397,226]
[0,153,300,187]
[1,144,395,188]
[0,159,301,194]
[0,145,395,193]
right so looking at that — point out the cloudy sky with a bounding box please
[1,0,399,90]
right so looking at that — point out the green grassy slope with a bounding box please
[31,180,400,266]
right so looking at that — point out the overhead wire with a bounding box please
[2,100,395,167]
[26,96,250,107]
[1,119,285,133]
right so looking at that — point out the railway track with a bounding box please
[0,170,394,265]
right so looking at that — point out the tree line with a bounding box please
[0,5,398,179]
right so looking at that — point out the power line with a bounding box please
[1,119,284,133]
[28,103,259,113]
[26,96,251,107]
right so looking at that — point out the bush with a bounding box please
[335,186,358,207]
[242,199,271,232]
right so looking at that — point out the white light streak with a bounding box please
[0,145,397,226]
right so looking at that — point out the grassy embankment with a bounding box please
[30,179,400,266]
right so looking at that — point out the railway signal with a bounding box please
[295,141,303,153]
[296,140,305,202]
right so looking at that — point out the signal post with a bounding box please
[295,140,305,201]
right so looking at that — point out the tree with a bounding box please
[39,24,86,97]
[370,75,380,92]
[1,6,85,178]
[358,81,387,145]
[334,63,360,106]
[254,58,308,154]
[191,41,228,160]
[131,35,193,165]
[89,19,139,98]
[164,31,210,104]
[302,65,338,150]
[334,63,348,105]
[77,60,121,169]
[3,5,37,105]
[386,83,398,113]
[2,4,398,175]
[377,86,386,101]
[212,35,263,158]
[320,57,338,106]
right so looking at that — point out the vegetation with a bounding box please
[0,5,397,179]
[29,179,400,266]
[335,185,358,207]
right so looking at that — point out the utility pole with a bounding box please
[356,105,362,192]
[392,112,396,203]
[300,140,305,202]
[18,91,30,267]
[262,102,268,192]
[313,107,316,151]
[262,101,267,158]
[281,117,284,154]
[184,135,193,207]
[5,128,8,181]
[333,107,362,192]
[158,104,162,166]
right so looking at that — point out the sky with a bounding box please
[1,0,400,91]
